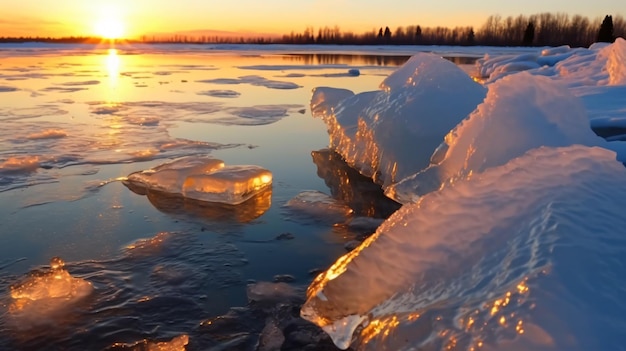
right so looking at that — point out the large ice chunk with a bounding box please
[386,72,604,204]
[124,157,272,205]
[124,156,225,193]
[301,145,626,350]
[311,53,486,187]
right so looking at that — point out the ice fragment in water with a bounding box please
[247,281,299,303]
[284,190,353,223]
[301,145,626,350]
[124,156,272,205]
[125,156,225,193]
[182,165,272,205]
[9,257,93,329]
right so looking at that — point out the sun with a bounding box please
[94,6,125,39]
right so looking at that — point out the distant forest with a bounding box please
[1,12,624,47]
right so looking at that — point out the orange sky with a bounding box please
[1,0,623,39]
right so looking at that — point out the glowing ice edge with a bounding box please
[9,257,93,328]
[302,39,626,350]
[123,156,272,205]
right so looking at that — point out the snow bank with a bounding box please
[123,156,272,205]
[311,53,486,187]
[301,145,626,350]
[387,72,603,203]
[477,37,626,87]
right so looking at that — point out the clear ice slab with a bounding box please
[124,156,272,205]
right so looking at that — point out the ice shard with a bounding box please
[311,53,486,187]
[301,145,626,350]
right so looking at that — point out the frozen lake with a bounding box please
[0,43,486,350]
[4,42,622,350]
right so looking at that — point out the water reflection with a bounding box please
[124,181,272,223]
[311,149,401,218]
[284,53,410,66]
[105,49,121,88]
[283,53,477,66]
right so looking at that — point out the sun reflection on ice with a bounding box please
[104,48,121,101]
[8,257,93,330]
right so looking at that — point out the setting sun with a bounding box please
[94,6,125,39]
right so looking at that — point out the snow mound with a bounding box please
[477,38,626,87]
[387,72,603,204]
[123,156,272,205]
[301,145,626,350]
[311,53,486,187]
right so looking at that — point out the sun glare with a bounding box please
[94,6,125,39]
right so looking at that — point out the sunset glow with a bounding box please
[93,5,125,39]
[0,0,623,40]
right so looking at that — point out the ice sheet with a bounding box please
[301,145,626,350]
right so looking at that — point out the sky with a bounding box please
[1,0,624,39]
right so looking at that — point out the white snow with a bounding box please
[311,53,486,187]
[387,72,604,203]
[123,156,272,205]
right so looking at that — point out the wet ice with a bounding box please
[124,156,272,205]
[8,257,93,330]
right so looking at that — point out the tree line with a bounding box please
[1,12,623,47]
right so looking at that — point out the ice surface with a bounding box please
[197,75,301,89]
[0,156,41,174]
[283,190,353,223]
[197,89,241,98]
[247,281,299,303]
[182,165,272,205]
[125,156,225,194]
[26,129,68,140]
[387,72,604,203]
[311,53,486,187]
[124,156,272,205]
[301,145,626,350]
[9,257,93,329]
[117,334,189,351]
[0,85,18,92]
